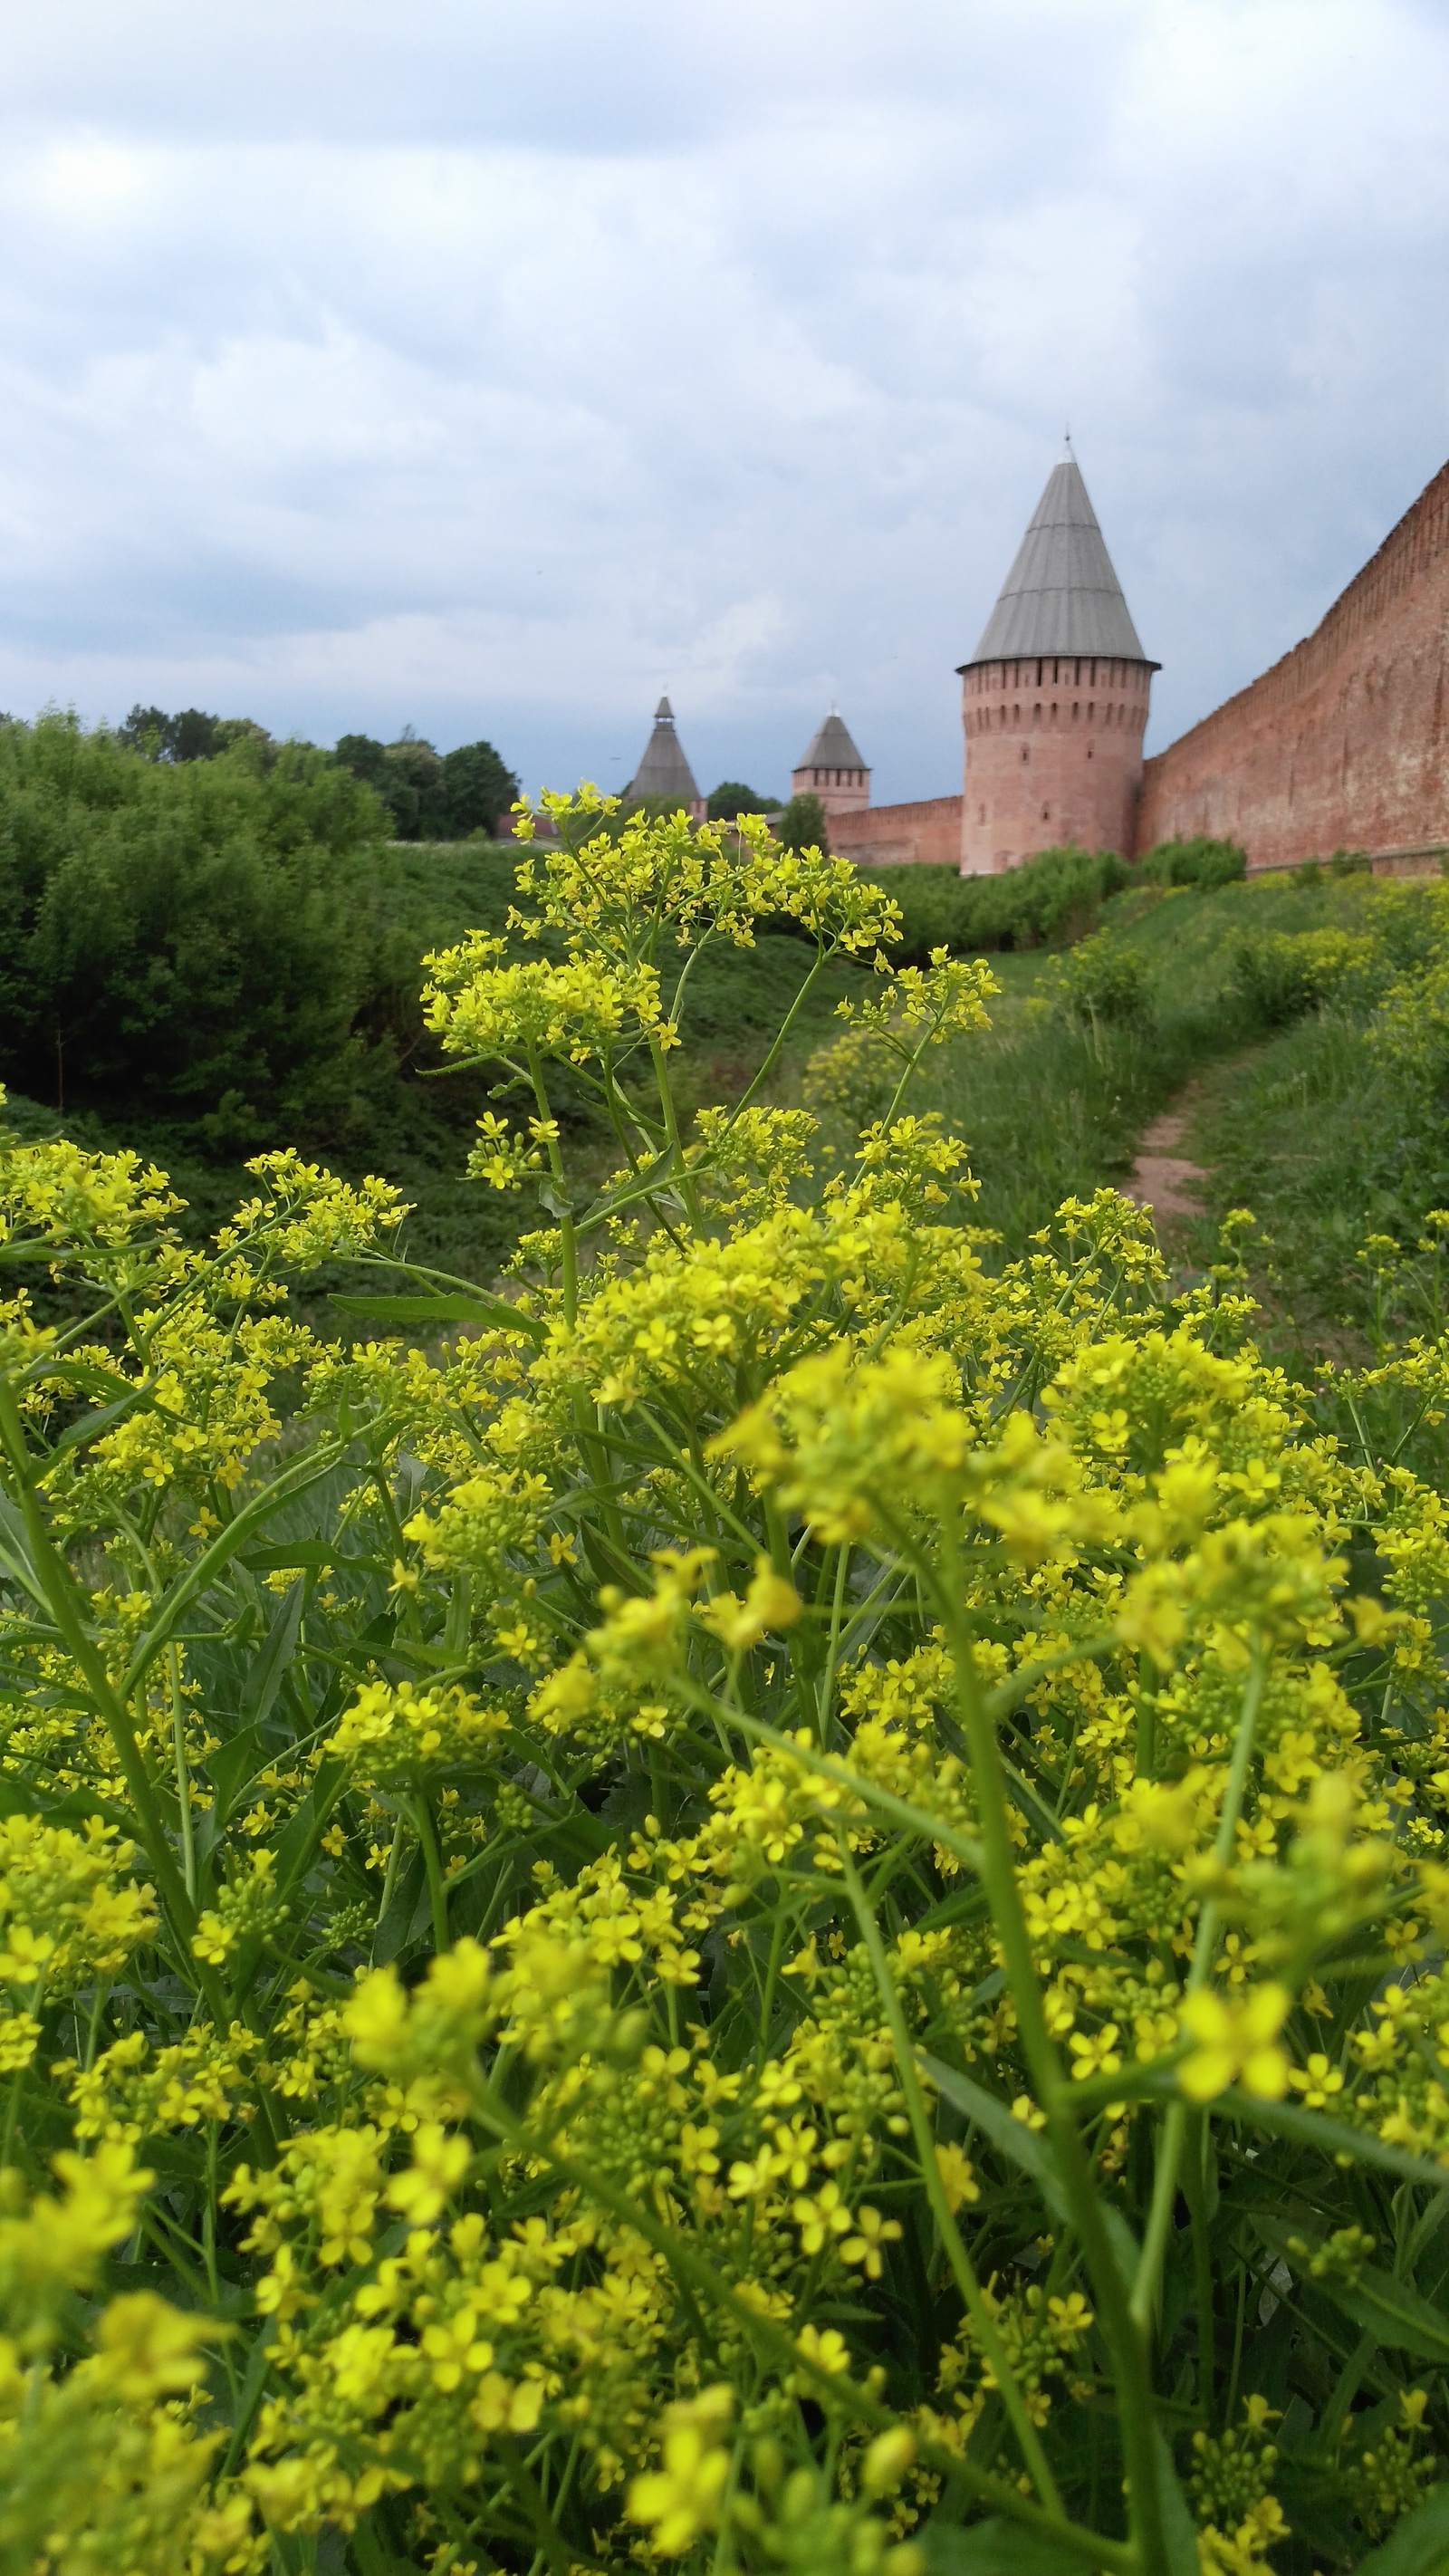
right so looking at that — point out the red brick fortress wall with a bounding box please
[1137,459,1449,870]
[961,657,1150,874]
[830,796,964,867]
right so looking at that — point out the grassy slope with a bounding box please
[891,870,1410,1269]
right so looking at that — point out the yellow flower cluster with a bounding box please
[5,803,1449,2572]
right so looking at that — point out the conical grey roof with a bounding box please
[964,455,1154,666]
[628,697,701,804]
[796,710,868,771]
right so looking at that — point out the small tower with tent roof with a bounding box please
[626,697,706,821]
[791,709,870,824]
[957,442,1157,875]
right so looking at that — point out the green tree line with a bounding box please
[120,702,519,841]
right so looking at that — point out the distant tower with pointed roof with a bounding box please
[792,709,870,825]
[958,447,1157,875]
[627,697,706,821]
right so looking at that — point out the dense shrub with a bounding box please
[0,711,402,1138]
[866,845,1132,964]
[1230,925,1382,1024]
[6,799,1449,2573]
[1231,888,1449,1031]
[1138,833,1247,890]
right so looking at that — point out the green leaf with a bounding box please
[45,1380,160,1463]
[921,2520,1076,2574]
[239,1581,304,1729]
[240,1541,342,1572]
[577,1142,683,1230]
[1220,2089,1449,2190]
[1152,2422,1203,2576]
[330,1289,544,1343]
[0,1492,44,1608]
[918,2052,1069,2222]
[203,1725,276,1832]
[1253,2215,1449,2364]
[120,1436,349,1698]
[0,1775,133,1833]
[921,2515,1129,2573]
[1355,2484,1449,2576]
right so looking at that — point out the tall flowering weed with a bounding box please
[1,797,1448,2571]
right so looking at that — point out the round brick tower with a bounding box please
[957,447,1157,875]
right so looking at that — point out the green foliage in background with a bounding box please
[865,846,1132,965]
[1184,878,1449,1346]
[118,706,277,764]
[333,729,520,841]
[1138,835,1248,891]
[776,790,828,853]
[706,782,774,820]
[0,712,403,1142]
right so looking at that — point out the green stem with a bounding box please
[412,1796,450,1953]
[0,1380,221,2006]
[168,1643,197,1904]
[648,1029,702,1230]
[463,2072,1133,2571]
[837,1836,1065,2517]
[721,944,830,1129]
[753,1906,788,2077]
[494,2433,582,2576]
[1183,2111,1216,2423]
[526,1047,576,1325]
[928,1518,1171,2576]
[816,1545,851,1752]
[1131,2099,1186,2341]
[1130,1653,1267,2337]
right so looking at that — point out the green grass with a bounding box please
[838,868,1444,1282]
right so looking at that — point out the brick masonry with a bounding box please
[829,794,964,869]
[960,656,1151,873]
[1137,457,1449,870]
[832,454,1449,879]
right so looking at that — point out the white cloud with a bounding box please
[0,0,1444,803]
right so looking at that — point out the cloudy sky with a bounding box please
[2,0,1446,804]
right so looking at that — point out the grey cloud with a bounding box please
[0,0,1445,805]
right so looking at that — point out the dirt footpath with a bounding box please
[1122,1101,1208,1221]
